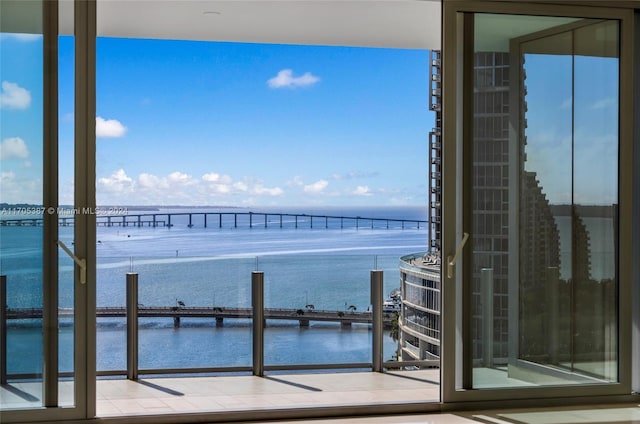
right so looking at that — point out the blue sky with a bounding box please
[1,30,619,208]
[0,34,44,205]
[1,34,432,207]
[522,53,618,205]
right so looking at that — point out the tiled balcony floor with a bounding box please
[238,404,640,424]
[96,369,440,416]
[4,372,639,423]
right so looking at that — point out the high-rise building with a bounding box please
[397,50,442,363]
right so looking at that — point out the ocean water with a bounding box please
[1,206,429,375]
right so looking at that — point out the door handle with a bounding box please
[447,232,469,279]
[57,240,87,284]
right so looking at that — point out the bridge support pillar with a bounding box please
[340,321,351,328]
[215,317,224,327]
[126,273,139,381]
[299,319,309,327]
[371,270,383,373]
[252,272,264,377]
[173,316,180,327]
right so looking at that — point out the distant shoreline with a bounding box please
[1,203,618,218]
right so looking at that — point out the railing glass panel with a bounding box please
[260,254,401,368]
[96,256,254,373]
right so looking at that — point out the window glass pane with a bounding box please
[0,0,45,409]
[470,13,619,388]
[571,20,618,381]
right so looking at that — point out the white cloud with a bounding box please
[92,168,402,204]
[205,183,231,194]
[202,173,236,194]
[98,168,134,193]
[1,81,31,109]
[202,174,282,197]
[252,184,284,196]
[0,137,29,160]
[559,97,572,110]
[167,171,197,186]
[304,180,328,193]
[0,171,42,204]
[138,171,197,191]
[1,171,16,182]
[267,69,320,89]
[202,172,232,184]
[287,176,305,186]
[96,116,127,138]
[332,171,379,180]
[353,185,372,196]
[138,173,160,189]
[590,97,616,110]
[233,181,248,192]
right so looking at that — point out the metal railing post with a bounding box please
[1,275,6,384]
[371,270,383,372]
[126,273,139,380]
[252,271,264,377]
[481,268,494,368]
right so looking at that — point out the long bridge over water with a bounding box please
[6,306,397,328]
[0,211,426,230]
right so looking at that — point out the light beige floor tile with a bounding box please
[239,413,478,424]
[96,399,123,415]
[186,394,243,410]
[159,396,204,413]
[93,372,441,417]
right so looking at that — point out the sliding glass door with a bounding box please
[0,0,93,421]
[441,0,634,402]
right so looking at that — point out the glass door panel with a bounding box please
[0,0,83,419]
[468,13,620,388]
[570,20,618,382]
[1,0,46,410]
[58,14,76,406]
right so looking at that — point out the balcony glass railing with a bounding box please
[259,254,400,369]
[0,251,76,379]
[1,253,437,381]
[402,316,440,340]
[96,255,255,373]
[93,254,406,375]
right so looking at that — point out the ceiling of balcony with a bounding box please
[94,0,441,49]
[1,0,441,49]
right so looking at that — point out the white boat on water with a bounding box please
[383,289,401,312]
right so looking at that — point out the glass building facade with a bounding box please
[399,253,441,361]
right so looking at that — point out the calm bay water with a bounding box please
[1,206,429,374]
[1,206,614,375]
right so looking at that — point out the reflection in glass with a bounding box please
[58,30,76,406]
[470,13,619,388]
[0,8,45,408]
